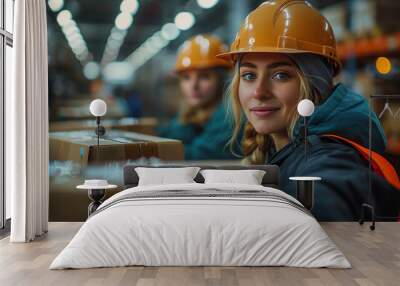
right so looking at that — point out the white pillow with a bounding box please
[135,167,201,186]
[200,169,266,185]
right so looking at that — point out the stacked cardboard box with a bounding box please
[49,117,158,135]
[49,130,184,165]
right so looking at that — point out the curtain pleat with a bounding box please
[10,0,27,242]
[10,0,49,242]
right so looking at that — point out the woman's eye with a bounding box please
[241,72,256,81]
[272,72,291,81]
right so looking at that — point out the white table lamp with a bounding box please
[89,99,107,161]
[90,99,107,117]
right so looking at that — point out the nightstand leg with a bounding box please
[296,181,315,210]
[87,189,106,216]
[359,203,375,231]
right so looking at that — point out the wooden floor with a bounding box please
[0,222,399,286]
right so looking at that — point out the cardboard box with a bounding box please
[49,117,158,135]
[49,130,184,165]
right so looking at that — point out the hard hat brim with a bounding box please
[216,47,341,76]
[218,47,327,61]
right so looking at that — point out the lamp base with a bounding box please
[95,125,106,136]
[87,189,106,216]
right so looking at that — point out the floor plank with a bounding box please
[0,222,399,286]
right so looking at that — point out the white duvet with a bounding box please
[50,183,351,269]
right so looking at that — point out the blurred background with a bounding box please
[44,0,400,221]
[46,0,400,142]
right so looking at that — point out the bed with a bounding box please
[50,164,350,269]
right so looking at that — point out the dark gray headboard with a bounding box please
[123,164,280,189]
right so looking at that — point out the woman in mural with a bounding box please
[158,34,241,160]
[218,0,400,220]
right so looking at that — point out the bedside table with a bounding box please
[289,177,321,210]
[77,180,118,216]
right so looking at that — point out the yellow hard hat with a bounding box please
[175,34,232,72]
[217,0,341,75]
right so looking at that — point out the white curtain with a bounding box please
[7,0,49,242]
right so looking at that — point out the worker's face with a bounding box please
[238,53,300,135]
[179,69,219,107]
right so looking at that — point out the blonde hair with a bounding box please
[180,99,219,125]
[227,67,322,164]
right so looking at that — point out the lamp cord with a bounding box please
[304,116,308,161]
[97,116,100,162]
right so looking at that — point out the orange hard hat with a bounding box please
[175,34,232,72]
[217,0,341,75]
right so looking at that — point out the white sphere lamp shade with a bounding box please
[297,99,315,117]
[89,99,107,117]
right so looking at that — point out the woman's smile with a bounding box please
[250,106,281,117]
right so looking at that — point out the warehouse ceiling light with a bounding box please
[103,61,135,84]
[115,12,134,30]
[101,1,139,67]
[83,62,101,80]
[67,32,83,42]
[77,52,90,62]
[126,32,165,69]
[151,32,169,49]
[143,42,157,54]
[376,57,392,75]
[196,0,219,9]
[73,45,88,55]
[110,28,127,41]
[70,36,84,46]
[62,24,79,37]
[174,12,195,30]
[57,10,72,26]
[120,0,139,14]
[69,40,86,50]
[101,29,128,66]
[125,2,219,72]
[68,37,85,48]
[52,8,92,65]
[108,39,123,50]
[161,23,180,41]
[48,0,64,12]
[60,19,77,32]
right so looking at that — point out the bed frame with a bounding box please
[123,164,280,189]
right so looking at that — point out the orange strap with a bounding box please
[323,134,400,190]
